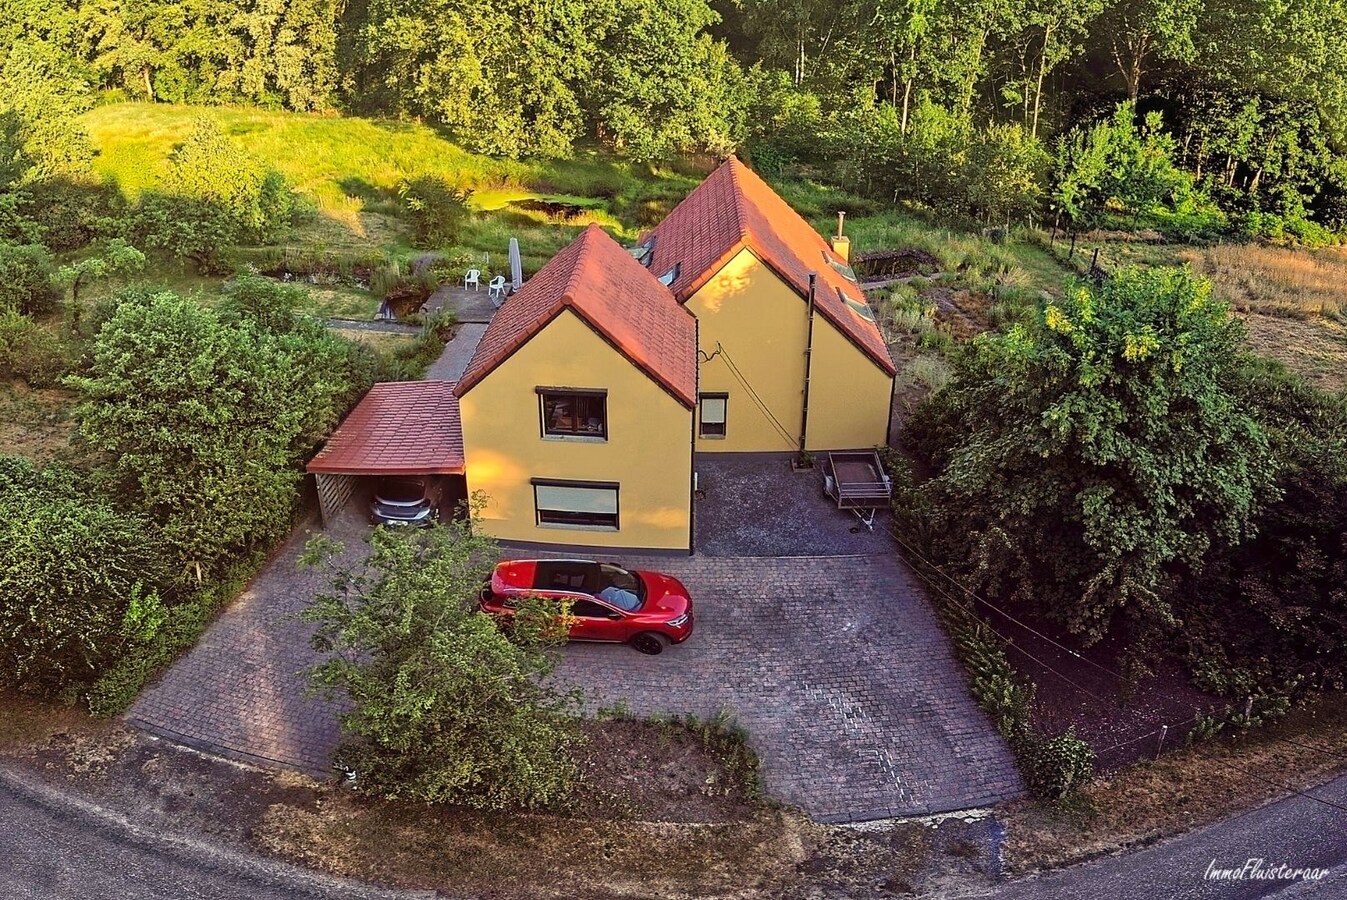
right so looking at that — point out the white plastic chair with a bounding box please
[488,275,507,306]
[464,269,481,291]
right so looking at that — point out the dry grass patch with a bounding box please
[0,379,78,463]
[0,691,105,755]
[1242,313,1347,393]
[256,800,805,899]
[1182,244,1347,320]
[1002,694,1347,874]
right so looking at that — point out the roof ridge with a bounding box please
[559,224,599,311]
[723,157,753,246]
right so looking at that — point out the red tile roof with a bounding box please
[645,157,896,376]
[455,224,697,407]
[307,381,465,475]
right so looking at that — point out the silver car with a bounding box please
[369,476,441,527]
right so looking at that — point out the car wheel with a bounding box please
[630,632,669,656]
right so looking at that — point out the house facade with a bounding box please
[453,226,698,552]
[640,157,897,454]
[310,157,895,553]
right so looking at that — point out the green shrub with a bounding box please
[0,242,57,315]
[303,522,581,809]
[132,119,294,271]
[68,289,362,579]
[1020,729,1096,801]
[398,176,473,248]
[0,459,170,697]
[87,551,266,716]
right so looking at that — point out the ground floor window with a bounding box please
[699,392,728,438]
[532,479,620,530]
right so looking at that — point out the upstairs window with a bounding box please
[539,388,607,439]
[699,393,728,438]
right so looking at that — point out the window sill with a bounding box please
[699,433,727,440]
[542,434,608,443]
[537,521,620,532]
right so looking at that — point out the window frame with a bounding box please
[532,478,620,531]
[537,387,608,441]
[699,392,729,439]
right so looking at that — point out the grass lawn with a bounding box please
[80,102,692,264]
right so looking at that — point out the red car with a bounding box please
[481,559,694,655]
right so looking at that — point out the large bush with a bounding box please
[303,522,581,809]
[68,288,361,579]
[909,267,1278,654]
[133,119,294,271]
[1181,363,1347,695]
[0,458,169,696]
[0,242,57,315]
[397,176,473,248]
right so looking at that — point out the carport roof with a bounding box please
[306,381,465,476]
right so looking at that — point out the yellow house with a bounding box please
[640,157,896,453]
[315,158,895,552]
[454,224,698,552]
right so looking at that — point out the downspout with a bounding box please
[689,318,699,556]
[799,273,817,453]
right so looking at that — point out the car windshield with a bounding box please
[596,564,644,612]
[377,478,425,503]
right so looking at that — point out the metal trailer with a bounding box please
[822,450,893,530]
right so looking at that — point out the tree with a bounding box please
[68,289,358,579]
[1099,0,1200,101]
[910,268,1278,654]
[396,176,472,248]
[55,238,145,331]
[302,521,581,809]
[133,118,293,271]
[0,457,168,696]
[587,0,747,160]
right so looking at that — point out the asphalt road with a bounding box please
[985,774,1347,899]
[0,767,429,900]
[3,760,1347,899]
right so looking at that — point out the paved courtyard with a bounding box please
[551,552,1022,820]
[130,461,1021,820]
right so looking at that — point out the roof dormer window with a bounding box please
[658,263,680,286]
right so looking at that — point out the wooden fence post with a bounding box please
[1155,725,1168,759]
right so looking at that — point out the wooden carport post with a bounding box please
[315,473,358,527]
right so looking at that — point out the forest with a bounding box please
[2,0,1346,243]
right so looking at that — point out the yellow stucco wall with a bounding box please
[805,315,893,450]
[458,309,693,550]
[689,249,807,453]
[688,247,892,452]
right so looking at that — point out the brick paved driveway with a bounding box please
[130,527,1021,821]
[551,552,1022,821]
[128,519,366,775]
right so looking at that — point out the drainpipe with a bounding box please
[799,273,817,453]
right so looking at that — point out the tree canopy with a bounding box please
[302,522,581,809]
[910,268,1279,652]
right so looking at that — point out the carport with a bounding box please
[306,381,466,526]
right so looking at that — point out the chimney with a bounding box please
[831,211,850,263]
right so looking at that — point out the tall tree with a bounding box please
[1099,0,1201,101]
[911,268,1277,652]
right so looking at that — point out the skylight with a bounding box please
[658,263,680,286]
[840,288,876,322]
[824,251,859,283]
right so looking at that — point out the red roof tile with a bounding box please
[645,157,896,376]
[307,381,465,475]
[455,224,697,407]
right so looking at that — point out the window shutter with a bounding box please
[535,484,618,514]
